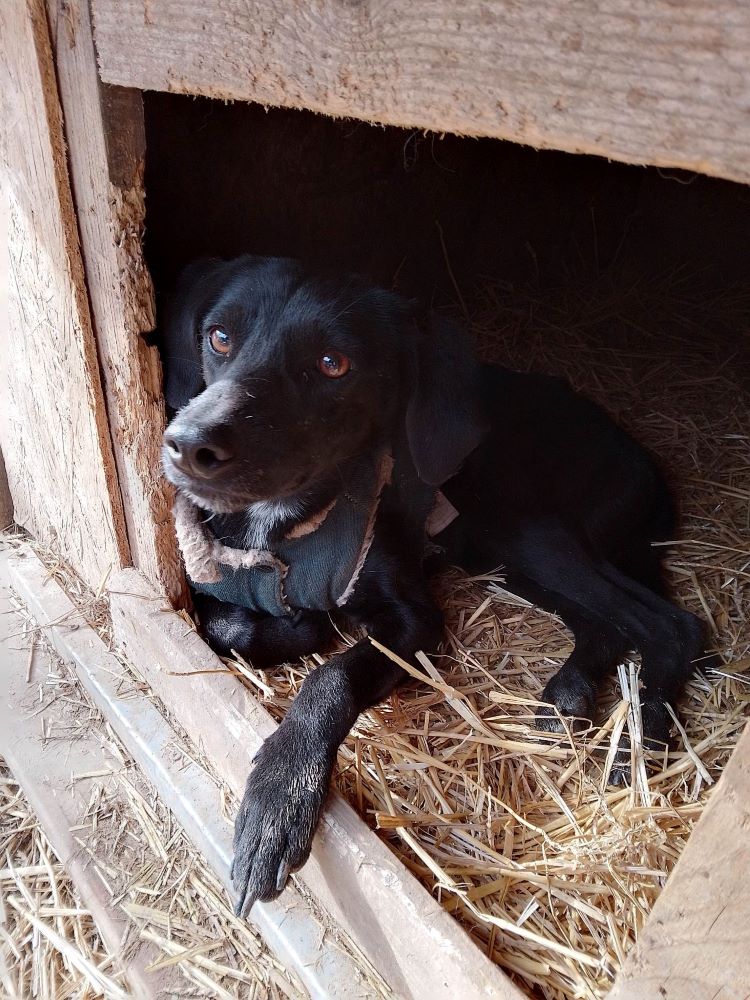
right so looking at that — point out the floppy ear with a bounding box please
[406,314,487,485]
[161,258,226,412]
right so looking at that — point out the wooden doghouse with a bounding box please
[2,2,749,998]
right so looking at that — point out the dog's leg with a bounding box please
[231,589,443,917]
[501,572,629,730]
[536,620,630,732]
[502,522,703,764]
[192,592,335,666]
[596,560,706,764]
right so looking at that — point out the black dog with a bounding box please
[161,255,705,917]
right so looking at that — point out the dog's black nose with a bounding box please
[164,426,235,480]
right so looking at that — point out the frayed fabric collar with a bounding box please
[172,450,394,613]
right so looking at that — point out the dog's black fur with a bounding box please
[161,255,706,917]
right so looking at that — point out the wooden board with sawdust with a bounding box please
[46,0,186,604]
[0,0,128,590]
[609,719,750,1000]
[90,0,750,184]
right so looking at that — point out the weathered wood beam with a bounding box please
[0,0,128,588]
[91,0,750,184]
[47,0,187,604]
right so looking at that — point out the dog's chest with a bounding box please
[179,452,411,616]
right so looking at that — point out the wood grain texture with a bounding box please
[47,0,187,605]
[609,718,750,1000]
[0,0,128,588]
[0,551,174,1000]
[90,0,750,184]
[6,545,383,1000]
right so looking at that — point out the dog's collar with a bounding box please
[173,492,286,586]
[173,450,394,611]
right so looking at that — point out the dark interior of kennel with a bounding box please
[143,93,750,319]
[141,89,750,602]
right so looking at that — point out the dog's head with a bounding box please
[161,256,486,512]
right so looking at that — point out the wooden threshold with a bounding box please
[0,552,169,998]
[105,563,750,999]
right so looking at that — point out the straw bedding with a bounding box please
[238,272,749,999]
[0,760,128,1000]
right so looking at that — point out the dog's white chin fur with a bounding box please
[177,486,247,515]
[176,487,303,546]
[244,499,303,548]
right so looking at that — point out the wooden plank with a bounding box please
[108,566,525,1000]
[0,0,128,589]
[609,718,750,1000]
[5,546,373,1000]
[90,0,750,184]
[0,201,9,530]
[47,1,187,605]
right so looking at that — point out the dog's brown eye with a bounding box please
[316,351,350,378]
[208,325,232,355]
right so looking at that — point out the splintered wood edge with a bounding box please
[2,547,385,1000]
[106,565,523,1000]
[46,0,187,606]
[1,0,130,587]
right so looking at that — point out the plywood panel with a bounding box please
[91,0,750,184]
[0,0,128,587]
[47,0,186,604]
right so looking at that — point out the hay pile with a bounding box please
[245,272,750,999]
[3,269,746,999]
[0,754,306,1000]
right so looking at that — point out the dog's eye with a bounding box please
[208,325,232,355]
[316,352,350,378]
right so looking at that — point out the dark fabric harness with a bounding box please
[174,449,438,617]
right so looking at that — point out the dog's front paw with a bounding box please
[231,723,332,918]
